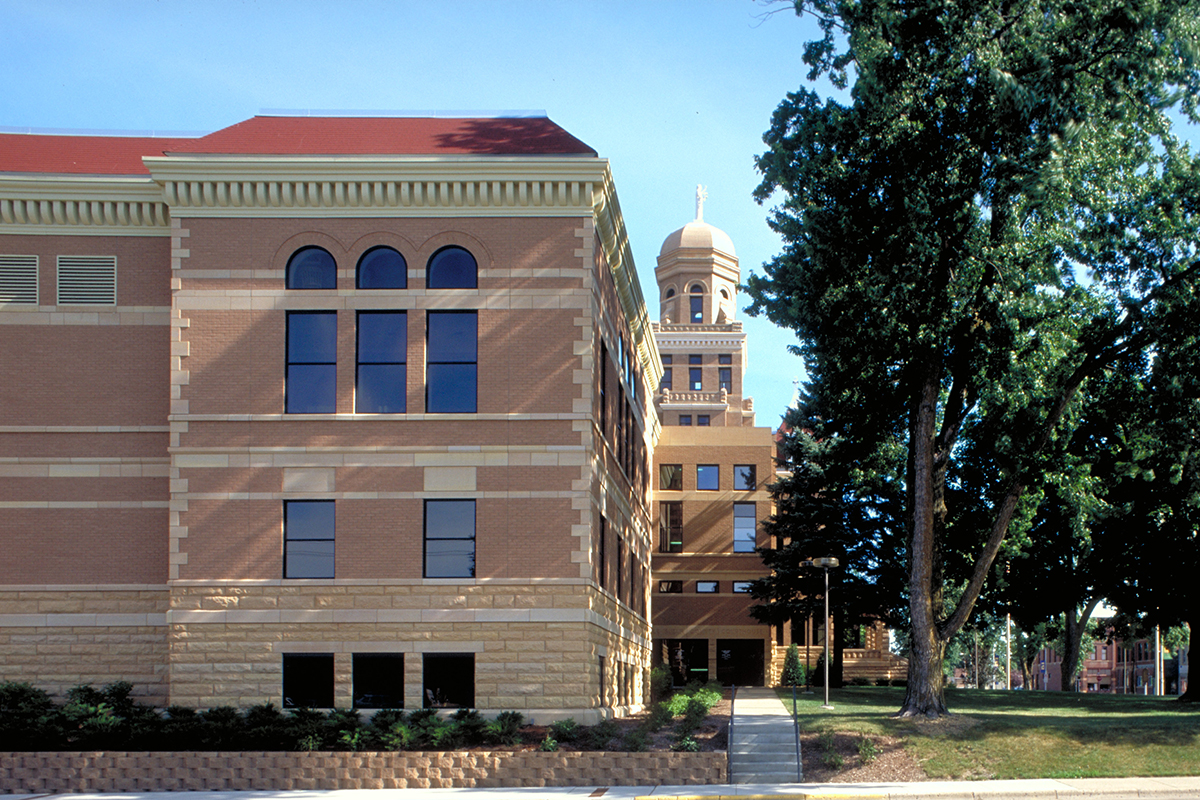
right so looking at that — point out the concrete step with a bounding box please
[733,772,803,784]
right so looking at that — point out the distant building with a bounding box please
[1032,636,1183,695]
[647,192,903,687]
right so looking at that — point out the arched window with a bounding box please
[664,287,676,299]
[689,284,704,323]
[357,246,407,289]
[427,246,477,289]
[719,288,730,299]
[286,246,337,289]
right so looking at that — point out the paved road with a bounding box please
[9,777,1200,800]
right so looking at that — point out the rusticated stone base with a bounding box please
[0,750,725,792]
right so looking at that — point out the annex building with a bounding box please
[0,115,658,722]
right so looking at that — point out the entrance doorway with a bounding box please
[717,639,765,686]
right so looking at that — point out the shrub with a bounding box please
[823,751,845,770]
[858,736,881,764]
[326,709,366,751]
[672,734,701,752]
[483,711,524,746]
[285,707,327,751]
[243,703,289,750]
[781,644,806,686]
[645,701,674,732]
[580,718,619,750]
[549,717,579,743]
[199,706,245,749]
[875,677,890,686]
[539,734,559,751]
[380,722,414,750]
[621,728,648,752]
[649,666,673,702]
[0,682,60,750]
[452,708,487,746]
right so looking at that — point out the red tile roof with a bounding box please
[0,116,595,176]
[0,134,181,175]
[168,116,596,157]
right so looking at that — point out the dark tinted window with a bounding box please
[286,247,336,289]
[697,415,710,426]
[284,500,335,578]
[427,246,477,289]
[689,368,702,390]
[353,653,404,709]
[679,415,692,426]
[357,246,407,289]
[690,296,703,322]
[659,580,683,593]
[719,368,732,392]
[283,653,334,708]
[286,312,336,413]
[357,311,406,413]
[696,581,719,593]
[660,367,672,390]
[427,312,477,412]
[659,501,682,553]
[424,499,475,578]
[697,465,718,491]
[424,653,474,708]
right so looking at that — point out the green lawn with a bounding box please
[779,686,1200,780]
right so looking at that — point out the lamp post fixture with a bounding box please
[801,557,839,709]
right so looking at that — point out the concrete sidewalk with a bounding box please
[9,776,1200,799]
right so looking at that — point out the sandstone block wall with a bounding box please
[0,750,725,792]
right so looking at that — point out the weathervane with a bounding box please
[695,184,707,221]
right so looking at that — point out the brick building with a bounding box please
[0,115,659,722]
[648,196,904,687]
[647,196,777,686]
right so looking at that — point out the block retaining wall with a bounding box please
[1,750,726,792]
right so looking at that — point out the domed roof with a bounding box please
[659,219,736,258]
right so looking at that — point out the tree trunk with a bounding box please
[1178,619,1196,703]
[832,602,845,689]
[898,371,949,717]
[1059,599,1100,692]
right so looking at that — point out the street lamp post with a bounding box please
[801,557,839,709]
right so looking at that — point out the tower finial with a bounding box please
[695,184,707,221]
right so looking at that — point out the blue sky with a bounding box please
[1,0,825,425]
[5,2,1194,425]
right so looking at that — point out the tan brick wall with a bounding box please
[0,750,725,791]
[0,588,168,704]
[165,582,649,719]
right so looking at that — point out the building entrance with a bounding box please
[717,639,765,686]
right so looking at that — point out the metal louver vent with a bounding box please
[57,255,116,305]
[0,255,38,304]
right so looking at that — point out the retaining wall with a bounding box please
[1,750,725,792]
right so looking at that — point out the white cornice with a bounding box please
[0,174,170,235]
[144,155,609,218]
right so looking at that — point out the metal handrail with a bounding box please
[792,685,803,781]
[727,684,736,781]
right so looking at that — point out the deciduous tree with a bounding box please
[748,0,1200,716]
